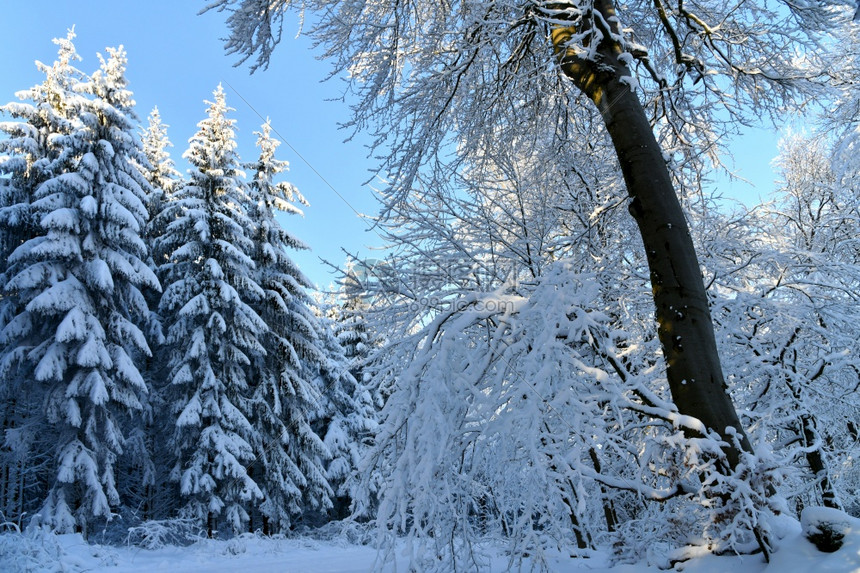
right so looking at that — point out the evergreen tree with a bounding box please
[0,29,85,528]
[158,86,265,535]
[138,106,181,270]
[1,42,158,535]
[311,308,376,521]
[317,277,382,518]
[334,267,374,385]
[128,106,181,521]
[243,121,333,531]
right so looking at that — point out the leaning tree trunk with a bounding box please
[551,0,752,471]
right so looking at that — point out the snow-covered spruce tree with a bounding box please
[1,42,159,535]
[157,85,265,536]
[242,120,331,532]
[139,106,182,269]
[328,279,385,512]
[0,30,86,528]
[315,279,389,518]
[0,30,82,277]
[334,264,380,399]
[87,48,168,532]
[311,304,376,522]
[125,106,182,522]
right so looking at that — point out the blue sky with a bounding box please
[0,1,383,288]
[0,1,782,288]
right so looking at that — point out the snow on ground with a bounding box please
[3,512,860,572]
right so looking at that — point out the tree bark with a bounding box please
[551,0,752,469]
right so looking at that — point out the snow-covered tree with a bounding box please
[0,40,158,535]
[110,108,182,525]
[337,133,693,566]
[0,28,85,361]
[716,133,860,514]
[0,29,86,528]
[0,29,81,274]
[240,120,332,531]
[311,308,376,522]
[139,108,180,201]
[334,264,379,394]
[157,85,265,535]
[138,107,181,270]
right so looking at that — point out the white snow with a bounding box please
[3,513,860,573]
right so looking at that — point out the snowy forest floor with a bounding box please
[2,515,860,573]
